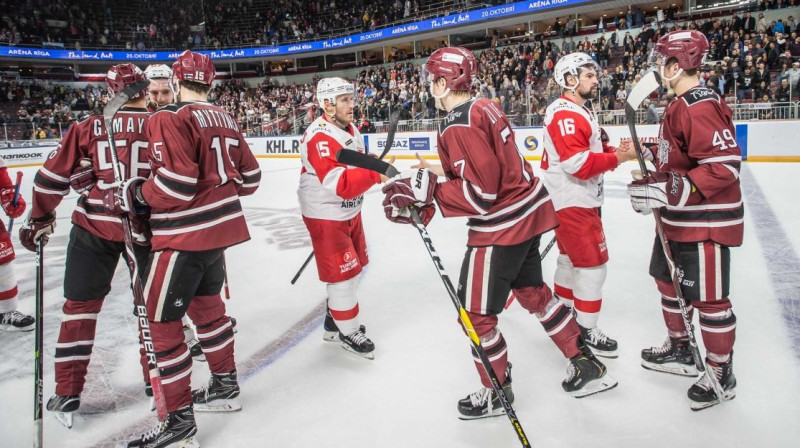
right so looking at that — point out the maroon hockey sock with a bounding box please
[656,279,692,338]
[151,320,193,413]
[188,294,235,374]
[459,312,509,386]
[54,299,103,396]
[695,299,736,359]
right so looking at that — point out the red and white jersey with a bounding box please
[141,101,260,252]
[298,114,379,221]
[31,107,152,242]
[541,96,618,211]
[655,86,743,247]
[435,98,557,246]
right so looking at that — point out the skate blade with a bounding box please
[341,344,374,360]
[194,398,242,413]
[690,391,736,411]
[591,348,619,359]
[458,408,508,420]
[641,360,699,377]
[53,411,74,429]
[175,436,201,448]
[0,324,34,332]
[570,375,618,398]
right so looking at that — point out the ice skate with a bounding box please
[641,337,699,377]
[457,364,514,420]
[322,310,365,342]
[192,370,241,412]
[46,394,79,428]
[579,324,618,358]
[688,357,736,411]
[128,405,199,448]
[562,342,618,398]
[0,310,34,332]
[339,329,374,359]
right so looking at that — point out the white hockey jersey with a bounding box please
[297,115,378,221]
[540,96,619,211]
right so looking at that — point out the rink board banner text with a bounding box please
[3,121,798,167]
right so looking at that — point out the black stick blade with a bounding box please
[103,79,150,121]
[336,149,399,177]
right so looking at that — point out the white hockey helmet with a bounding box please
[554,53,601,90]
[316,77,354,109]
[144,64,173,80]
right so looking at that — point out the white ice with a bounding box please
[1,158,799,448]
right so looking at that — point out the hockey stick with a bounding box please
[625,71,725,403]
[7,171,23,233]
[103,79,168,420]
[336,149,531,447]
[290,112,400,285]
[33,237,44,448]
[504,234,556,310]
[222,252,231,300]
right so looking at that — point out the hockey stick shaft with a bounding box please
[8,171,22,233]
[409,209,531,447]
[222,252,231,299]
[623,72,725,400]
[103,80,168,420]
[291,114,400,284]
[33,238,44,448]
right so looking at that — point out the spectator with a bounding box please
[644,98,659,124]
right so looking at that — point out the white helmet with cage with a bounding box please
[144,64,173,80]
[553,53,601,91]
[316,77,354,109]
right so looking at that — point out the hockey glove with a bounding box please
[130,213,152,246]
[0,187,26,219]
[383,202,435,226]
[641,142,656,162]
[627,171,692,215]
[103,177,149,216]
[19,212,56,252]
[70,159,96,194]
[381,168,437,210]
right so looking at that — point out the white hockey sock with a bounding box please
[327,277,360,335]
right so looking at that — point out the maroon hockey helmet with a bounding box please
[649,30,709,71]
[424,47,478,92]
[172,50,216,85]
[105,63,147,98]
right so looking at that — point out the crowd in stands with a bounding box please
[2,1,800,140]
[0,0,469,51]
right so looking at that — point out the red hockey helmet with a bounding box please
[424,47,478,92]
[649,30,709,71]
[172,50,216,85]
[105,63,147,98]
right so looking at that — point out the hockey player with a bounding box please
[105,50,260,448]
[144,64,175,110]
[541,53,636,357]
[0,159,31,331]
[627,30,741,410]
[384,47,617,420]
[298,76,389,359]
[143,62,208,363]
[18,63,153,428]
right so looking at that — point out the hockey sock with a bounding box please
[0,261,19,313]
[572,265,607,329]
[188,294,235,373]
[656,279,692,339]
[459,312,509,387]
[554,254,575,308]
[535,296,581,359]
[695,299,736,362]
[327,277,361,335]
[55,299,103,396]
[151,320,193,412]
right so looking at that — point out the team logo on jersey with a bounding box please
[657,126,670,169]
[523,136,539,152]
[340,251,358,273]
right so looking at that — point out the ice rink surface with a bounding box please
[1,158,799,448]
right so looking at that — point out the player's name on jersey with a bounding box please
[191,109,241,132]
[92,117,146,137]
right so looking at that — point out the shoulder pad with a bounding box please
[682,87,720,107]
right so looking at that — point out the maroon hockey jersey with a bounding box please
[31,107,152,242]
[434,98,557,246]
[655,86,743,247]
[141,101,260,251]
